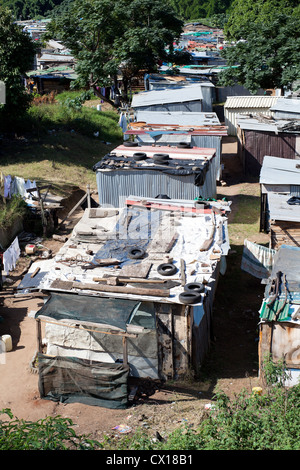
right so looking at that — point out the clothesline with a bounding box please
[0,172,38,201]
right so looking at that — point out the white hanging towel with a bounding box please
[4,175,12,198]
[3,237,20,273]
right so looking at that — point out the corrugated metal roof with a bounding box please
[132,111,220,127]
[131,85,203,108]
[112,144,216,159]
[267,192,300,222]
[270,98,300,114]
[259,156,300,185]
[224,95,279,109]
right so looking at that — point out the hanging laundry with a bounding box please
[24,179,38,200]
[3,236,20,273]
[11,176,26,198]
[118,113,129,139]
[0,172,4,197]
[4,175,12,198]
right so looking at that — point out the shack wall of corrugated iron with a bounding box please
[238,130,297,177]
[291,185,300,196]
[96,164,217,207]
[191,135,222,179]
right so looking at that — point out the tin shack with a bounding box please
[258,245,300,386]
[237,116,300,177]
[259,155,300,248]
[23,197,230,407]
[93,144,218,207]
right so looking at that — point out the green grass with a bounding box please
[0,93,123,192]
[220,184,262,245]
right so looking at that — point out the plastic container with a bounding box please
[25,244,37,255]
[1,335,12,352]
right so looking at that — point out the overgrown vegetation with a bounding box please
[0,195,28,229]
[11,90,122,140]
[0,409,102,450]
[0,357,298,450]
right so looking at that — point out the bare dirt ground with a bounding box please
[0,137,268,442]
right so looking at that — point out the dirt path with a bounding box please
[0,138,266,441]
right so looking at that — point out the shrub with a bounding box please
[0,195,28,229]
[0,409,102,450]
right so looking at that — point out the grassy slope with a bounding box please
[0,93,123,195]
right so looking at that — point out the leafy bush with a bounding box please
[0,195,28,229]
[102,357,300,451]
[0,409,102,450]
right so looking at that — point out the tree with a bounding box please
[224,0,300,40]
[0,7,37,128]
[218,12,300,94]
[46,0,184,105]
[0,0,65,20]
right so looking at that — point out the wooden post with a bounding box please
[36,318,42,353]
[59,192,88,228]
[87,184,91,209]
[36,187,47,237]
[122,336,128,367]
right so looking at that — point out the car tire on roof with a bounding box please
[177,142,192,148]
[157,263,177,276]
[133,152,148,161]
[184,282,205,294]
[123,141,138,147]
[128,247,145,259]
[153,153,169,161]
[179,291,202,305]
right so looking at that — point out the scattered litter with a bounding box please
[112,424,132,434]
[204,403,216,410]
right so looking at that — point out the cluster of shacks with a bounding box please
[19,80,234,408]
[17,64,300,405]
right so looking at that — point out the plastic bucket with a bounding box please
[25,244,37,254]
[1,335,12,352]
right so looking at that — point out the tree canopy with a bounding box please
[224,0,300,40]
[0,0,234,21]
[219,12,300,94]
[46,0,185,104]
[168,0,232,21]
[0,7,37,127]
[0,0,65,20]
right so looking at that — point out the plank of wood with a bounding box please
[74,281,169,297]
[117,261,152,278]
[31,267,40,278]
[93,277,166,284]
[50,278,169,297]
